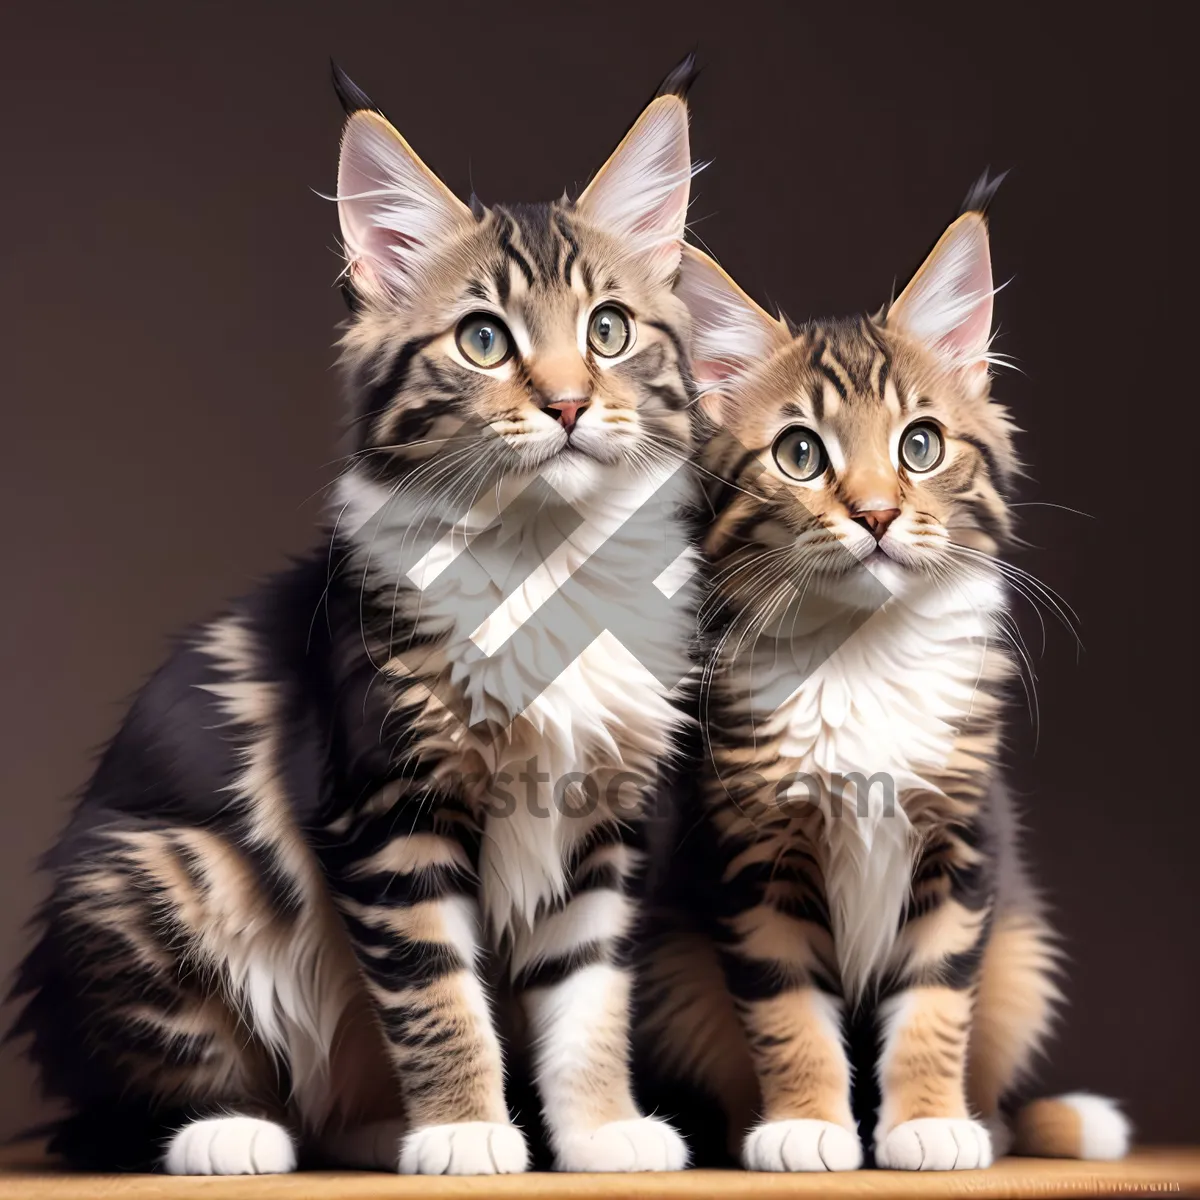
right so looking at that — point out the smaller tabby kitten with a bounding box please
[8,63,700,1175]
[636,188,1131,1171]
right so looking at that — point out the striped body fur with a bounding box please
[635,203,1130,1171]
[8,64,702,1175]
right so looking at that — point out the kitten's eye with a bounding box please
[587,305,633,357]
[900,421,945,473]
[456,313,512,368]
[773,426,827,482]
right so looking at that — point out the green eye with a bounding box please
[456,313,512,368]
[587,305,633,357]
[773,426,827,482]
[900,422,945,473]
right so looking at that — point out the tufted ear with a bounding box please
[887,210,995,392]
[675,244,787,423]
[576,84,693,281]
[335,77,473,303]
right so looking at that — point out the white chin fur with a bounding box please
[1057,1093,1132,1160]
[534,449,609,502]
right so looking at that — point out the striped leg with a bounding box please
[517,829,687,1172]
[15,824,299,1173]
[714,822,861,1172]
[875,870,993,1171]
[323,809,527,1175]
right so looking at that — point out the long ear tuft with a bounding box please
[576,86,693,280]
[337,111,473,302]
[330,60,380,117]
[960,168,1008,217]
[676,244,786,423]
[886,210,995,391]
[655,52,700,101]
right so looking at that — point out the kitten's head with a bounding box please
[680,190,1018,614]
[333,63,696,513]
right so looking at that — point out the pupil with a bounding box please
[478,327,493,351]
[598,317,611,340]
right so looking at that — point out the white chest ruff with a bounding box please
[338,464,696,962]
[749,582,1001,994]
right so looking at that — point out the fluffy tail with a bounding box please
[1010,1093,1131,1160]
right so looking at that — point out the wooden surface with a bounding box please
[1,1145,1198,1199]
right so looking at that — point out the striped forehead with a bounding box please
[781,318,903,423]
[461,204,603,337]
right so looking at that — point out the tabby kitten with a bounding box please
[637,192,1130,1170]
[9,63,700,1175]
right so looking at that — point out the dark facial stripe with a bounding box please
[957,434,1003,489]
[494,211,535,288]
[809,382,825,422]
[809,338,846,405]
[360,335,436,436]
[492,262,511,305]
[876,355,891,401]
[647,319,687,366]
[555,215,580,286]
[703,446,769,526]
[818,358,849,402]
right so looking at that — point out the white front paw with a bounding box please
[399,1121,528,1175]
[163,1116,296,1175]
[743,1119,862,1171]
[555,1116,688,1172]
[876,1117,993,1170]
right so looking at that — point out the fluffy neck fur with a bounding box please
[726,571,1006,997]
[336,460,697,957]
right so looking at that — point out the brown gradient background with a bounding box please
[1,0,1192,1145]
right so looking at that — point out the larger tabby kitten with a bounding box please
[636,191,1130,1170]
[9,63,699,1175]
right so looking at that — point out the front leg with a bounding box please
[518,825,688,1172]
[322,803,527,1175]
[716,821,862,1172]
[874,835,993,1171]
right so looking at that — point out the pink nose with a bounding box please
[853,508,901,540]
[545,398,590,431]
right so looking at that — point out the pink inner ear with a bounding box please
[693,358,743,389]
[943,248,994,364]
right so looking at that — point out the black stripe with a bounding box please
[718,949,807,1002]
[810,382,825,422]
[496,212,535,288]
[818,358,849,402]
[342,915,464,989]
[958,434,1003,486]
[647,319,687,365]
[645,381,689,411]
[360,335,435,432]
[493,262,511,305]
[556,215,580,285]
[515,941,610,991]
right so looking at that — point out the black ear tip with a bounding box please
[961,168,1009,217]
[656,51,701,100]
[331,59,379,117]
